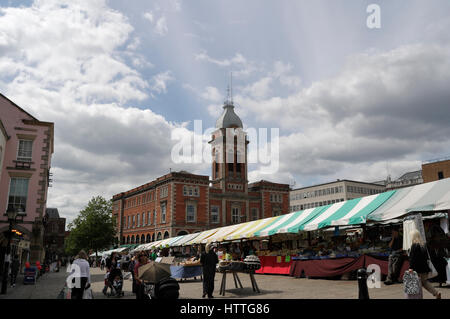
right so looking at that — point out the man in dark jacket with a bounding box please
[10,255,20,288]
[200,244,219,299]
[384,229,405,285]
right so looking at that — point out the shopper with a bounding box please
[408,230,441,299]
[384,229,405,285]
[129,255,137,294]
[69,250,91,300]
[200,244,219,299]
[428,226,448,287]
[9,255,20,287]
[134,252,150,299]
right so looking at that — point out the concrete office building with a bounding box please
[289,180,386,212]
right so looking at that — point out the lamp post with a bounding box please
[1,206,25,295]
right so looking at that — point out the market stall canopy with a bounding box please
[253,212,298,237]
[367,177,450,222]
[252,190,396,235]
[148,240,164,249]
[132,243,149,253]
[202,223,249,244]
[224,216,278,241]
[183,228,219,245]
[171,232,200,247]
[302,191,396,231]
[163,235,184,247]
[157,237,179,248]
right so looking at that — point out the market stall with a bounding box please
[289,253,410,279]
[170,257,203,281]
[217,257,261,296]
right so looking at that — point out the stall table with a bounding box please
[255,256,294,275]
[218,269,260,296]
[290,254,410,279]
[170,265,203,281]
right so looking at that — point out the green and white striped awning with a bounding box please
[367,177,450,222]
[127,178,450,248]
[252,191,396,235]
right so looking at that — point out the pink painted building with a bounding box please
[0,93,54,266]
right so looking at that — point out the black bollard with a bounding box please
[357,268,370,299]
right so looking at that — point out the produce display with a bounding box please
[179,257,201,266]
[243,255,261,271]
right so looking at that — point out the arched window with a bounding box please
[157,232,162,241]
[177,230,188,236]
[126,236,130,244]
[141,234,145,243]
[152,233,155,242]
[131,235,135,244]
[146,234,151,243]
[136,235,140,244]
[163,231,170,239]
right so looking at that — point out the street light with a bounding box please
[1,205,25,295]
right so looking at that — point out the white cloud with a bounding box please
[244,43,450,186]
[143,11,168,36]
[151,71,175,94]
[155,16,168,36]
[0,0,183,224]
[200,86,222,102]
[143,11,154,23]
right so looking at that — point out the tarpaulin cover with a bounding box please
[170,265,203,279]
[289,255,410,278]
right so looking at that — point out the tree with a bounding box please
[65,196,116,258]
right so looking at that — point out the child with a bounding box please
[102,271,110,295]
[112,275,122,293]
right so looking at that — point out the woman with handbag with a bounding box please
[408,230,441,299]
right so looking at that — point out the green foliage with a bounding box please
[65,196,116,256]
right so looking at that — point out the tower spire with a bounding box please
[230,71,233,104]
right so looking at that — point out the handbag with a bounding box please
[403,270,421,295]
[82,287,93,299]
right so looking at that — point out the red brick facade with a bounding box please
[112,104,290,244]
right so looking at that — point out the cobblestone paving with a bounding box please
[1,266,448,299]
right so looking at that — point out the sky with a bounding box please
[1,0,450,224]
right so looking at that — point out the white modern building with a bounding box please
[290,180,386,212]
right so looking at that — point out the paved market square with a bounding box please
[1,266,448,299]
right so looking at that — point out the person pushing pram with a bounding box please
[103,266,124,297]
[103,253,124,297]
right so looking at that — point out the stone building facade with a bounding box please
[43,208,66,262]
[0,93,54,265]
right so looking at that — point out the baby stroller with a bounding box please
[106,267,124,297]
